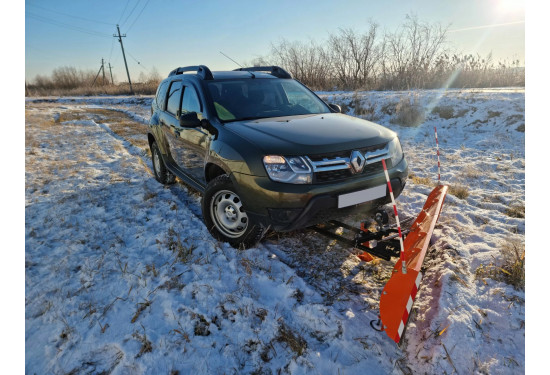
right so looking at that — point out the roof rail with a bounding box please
[233,66,292,79]
[168,65,214,80]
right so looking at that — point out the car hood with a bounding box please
[224,113,397,155]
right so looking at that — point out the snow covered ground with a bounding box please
[25,88,525,374]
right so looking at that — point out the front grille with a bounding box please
[315,169,353,183]
[308,150,350,162]
[308,142,390,184]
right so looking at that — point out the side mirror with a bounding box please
[328,103,342,113]
[179,112,201,128]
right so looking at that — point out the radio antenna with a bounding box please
[219,51,243,68]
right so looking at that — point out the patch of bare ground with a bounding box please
[86,108,151,156]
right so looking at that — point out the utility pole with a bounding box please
[101,58,106,85]
[108,63,114,85]
[92,59,105,87]
[114,24,134,94]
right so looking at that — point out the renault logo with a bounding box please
[350,150,365,173]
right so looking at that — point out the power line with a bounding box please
[27,12,111,38]
[108,37,115,62]
[117,0,132,24]
[126,51,149,71]
[27,2,115,26]
[122,0,142,26]
[127,0,151,32]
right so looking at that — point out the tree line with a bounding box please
[26,66,162,96]
[254,15,524,91]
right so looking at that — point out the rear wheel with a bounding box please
[202,175,265,248]
[151,141,175,185]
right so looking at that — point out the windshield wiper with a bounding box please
[224,116,267,123]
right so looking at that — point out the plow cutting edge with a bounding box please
[379,184,448,343]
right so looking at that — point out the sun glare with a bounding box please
[494,0,524,15]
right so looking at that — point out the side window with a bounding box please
[181,85,201,115]
[155,81,170,111]
[166,81,183,115]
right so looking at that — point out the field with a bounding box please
[25,88,525,374]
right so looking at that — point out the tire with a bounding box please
[202,174,265,249]
[151,141,176,185]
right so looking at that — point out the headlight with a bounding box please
[263,155,312,184]
[388,137,404,166]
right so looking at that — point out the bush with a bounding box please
[505,204,525,219]
[391,95,425,126]
[448,184,469,200]
[432,106,455,119]
[475,239,525,290]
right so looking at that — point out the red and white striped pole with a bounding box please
[434,126,441,185]
[381,159,406,274]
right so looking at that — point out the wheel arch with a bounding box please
[147,132,156,150]
[205,162,230,183]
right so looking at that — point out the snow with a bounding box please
[25,88,525,374]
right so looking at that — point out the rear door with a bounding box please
[175,83,210,185]
[160,80,183,166]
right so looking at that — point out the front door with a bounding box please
[162,81,210,186]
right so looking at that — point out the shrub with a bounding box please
[409,173,434,186]
[391,95,425,126]
[351,92,378,121]
[448,184,469,200]
[432,105,455,119]
[505,204,525,219]
[475,239,525,290]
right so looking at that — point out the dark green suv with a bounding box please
[147,65,408,248]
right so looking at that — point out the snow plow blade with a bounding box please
[379,184,448,343]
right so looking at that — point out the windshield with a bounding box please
[207,79,331,122]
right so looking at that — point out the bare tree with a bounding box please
[384,14,449,89]
[270,39,331,89]
[328,23,381,90]
[147,66,162,84]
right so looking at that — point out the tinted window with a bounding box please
[280,81,326,113]
[207,79,330,122]
[166,81,183,115]
[181,85,201,115]
[155,81,170,110]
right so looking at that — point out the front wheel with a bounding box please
[202,175,265,249]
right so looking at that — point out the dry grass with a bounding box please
[276,322,307,357]
[131,300,151,324]
[460,165,482,179]
[448,184,469,200]
[409,172,435,187]
[391,95,425,127]
[193,314,211,336]
[475,239,525,290]
[166,228,196,263]
[351,92,378,121]
[504,204,525,219]
[132,330,153,358]
[380,101,398,116]
[86,108,150,154]
[26,82,159,97]
[431,105,455,119]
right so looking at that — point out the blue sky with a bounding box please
[25,0,525,82]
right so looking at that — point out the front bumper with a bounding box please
[232,156,408,231]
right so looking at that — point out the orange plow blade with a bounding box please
[379,184,448,343]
